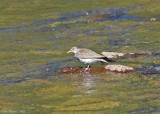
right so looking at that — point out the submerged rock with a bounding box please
[127,53,148,58]
[84,13,112,20]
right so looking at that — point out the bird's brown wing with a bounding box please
[76,49,104,59]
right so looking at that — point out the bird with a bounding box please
[67,47,113,71]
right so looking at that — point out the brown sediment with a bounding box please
[58,66,106,74]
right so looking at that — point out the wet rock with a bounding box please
[58,66,106,74]
[155,66,160,71]
[102,52,125,58]
[105,65,135,73]
[102,52,148,59]
[58,65,135,74]
[58,66,82,74]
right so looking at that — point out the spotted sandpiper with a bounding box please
[67,47,113,70]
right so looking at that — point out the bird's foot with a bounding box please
[84,67,90,72]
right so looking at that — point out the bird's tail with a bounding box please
[99,57,115,63]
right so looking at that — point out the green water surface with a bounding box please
[0,0,160,113]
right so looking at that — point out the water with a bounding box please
[0,0,160,113]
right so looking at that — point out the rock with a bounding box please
[102,52,148,59]
[105,65,135,73]
[58,65,135,74]
[155,66,160,71]
[102,52,125,58]
[58,66,106,74]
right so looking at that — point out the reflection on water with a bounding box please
[76,74,97,94]
[82,75,94,87]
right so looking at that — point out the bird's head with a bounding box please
[67,47,79,54]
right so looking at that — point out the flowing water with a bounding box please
[0,0,160,113]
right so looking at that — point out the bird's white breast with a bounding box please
[79,58,98,64]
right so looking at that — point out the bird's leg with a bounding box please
[85,64,90,71]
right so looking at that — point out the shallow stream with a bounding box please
[0,0,160,113]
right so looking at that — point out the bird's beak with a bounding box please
[67,50,71,53]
